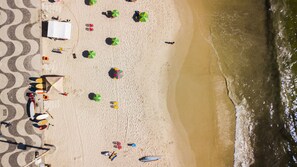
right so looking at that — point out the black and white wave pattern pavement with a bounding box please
[0,0,43,166]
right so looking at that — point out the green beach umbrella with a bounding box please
[112,10,120,18]
[88,50,96,59]
[112,38,120,46]
[139,12,148,22]
[89,0,97,5]
[93,94,101,102]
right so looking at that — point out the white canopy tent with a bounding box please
[47,20,72,40]
[44,75,64,95]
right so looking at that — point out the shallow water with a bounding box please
[176,0,297,166]
[210,0,297,165]
[209,0,281,166]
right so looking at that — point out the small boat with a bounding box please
[28,93,36,120]
[139,156,160,162]
[36,114,49,120]
[29,100,35,120]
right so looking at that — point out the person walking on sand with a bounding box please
[61,92,68,96]
[165,41,175,45]
[128,143,137,147]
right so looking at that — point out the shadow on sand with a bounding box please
[29,77,39,81]
[41,21,48,37]
[105,38,113,45]
[108,68,116,79]
[132,11,140,22]
[88,93,95,100]
[82,50,89,58]
[102,11,113,18]
[0,139,49,151]
[26,97,31,118]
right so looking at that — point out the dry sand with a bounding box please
[41,0,195,166]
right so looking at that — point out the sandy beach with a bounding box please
[41,0,195,166]
[39,0,237,166]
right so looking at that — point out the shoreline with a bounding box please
[168,0,236,166]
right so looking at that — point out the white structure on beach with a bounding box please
[47,20,71,40]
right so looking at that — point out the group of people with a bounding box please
[102,142,137,161]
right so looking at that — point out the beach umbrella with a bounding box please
[93,94,101,102]
[88,50,96,59]
[112,38,120,46]
[109,68,124,79]
[89,0,97,5]
[112,10,120,18]
[115,70,123,79]
[113,68,123,79]
[139,12,148,22]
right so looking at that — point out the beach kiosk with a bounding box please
[44,75,64,95]
[47,21,72,40]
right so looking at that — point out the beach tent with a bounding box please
[47,21,72,40]
[43,75,64,95]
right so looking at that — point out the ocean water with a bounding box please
[209,0,297,166]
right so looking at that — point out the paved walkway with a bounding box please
[0,0,43,166]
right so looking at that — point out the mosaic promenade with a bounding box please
[0,0,43,166]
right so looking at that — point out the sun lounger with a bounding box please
[109,151,117,161]
[36,84,44,90]
[36,78,43,83]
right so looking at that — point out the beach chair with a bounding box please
[38,119,48,126]
[36,78,44,83]
[36,84,44,90]
[109,151,117,161]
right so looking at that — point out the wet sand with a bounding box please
[168,0,236,166]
